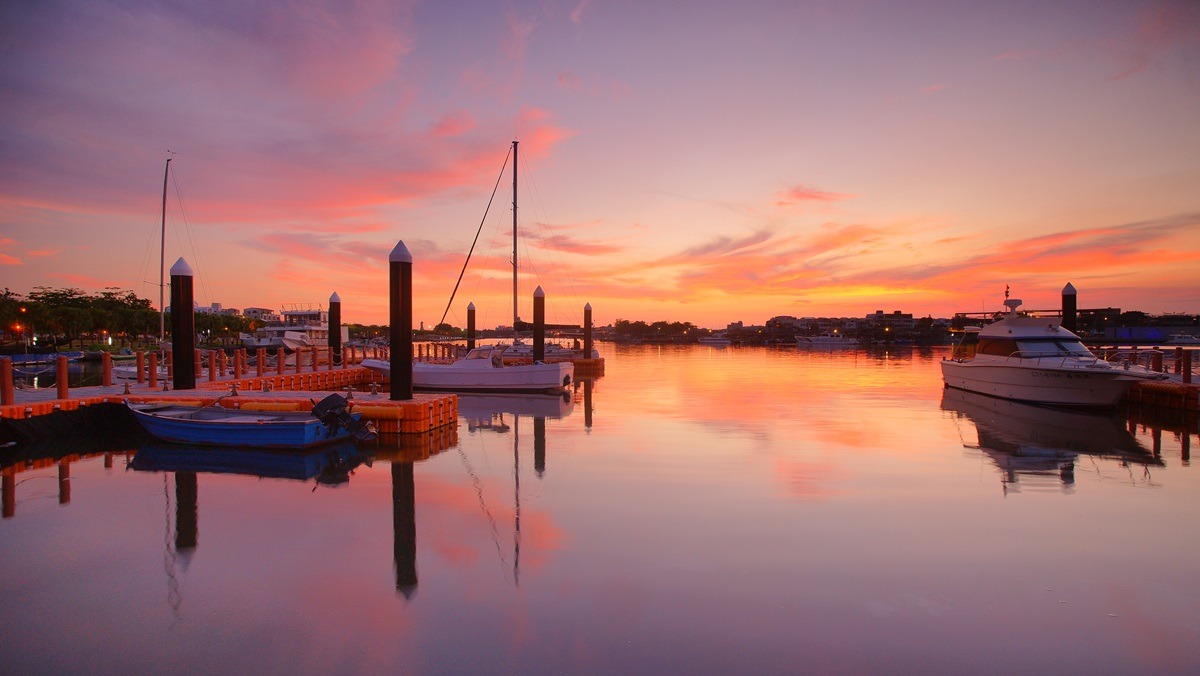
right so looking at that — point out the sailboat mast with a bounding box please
[159,157,171,342]
[511,140,518,335]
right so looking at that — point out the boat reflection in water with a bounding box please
[129,441,374,488]
[941,387,1158,495]
[459,391,574,432]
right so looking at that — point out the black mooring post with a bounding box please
[170,257,196,390]
[392,461,417,598]
[329,292,342,365]
[175,472,198,551]
[390,242,414,400]
[534,416,546,477]
[467,302,476,351]
[584,302,593,358]
[1061,282,1077,333]
[533,286,545,362]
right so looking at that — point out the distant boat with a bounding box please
[698,333,731,346]
[1167,334,1200,345]
[798,334,858,347]
[361,343,572,394]
[941,294,1168,407]
[242,304,349,351]
[127,393,375,448]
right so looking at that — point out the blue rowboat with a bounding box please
[127,394,375,449]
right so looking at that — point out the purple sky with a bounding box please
[2,0,1198,327]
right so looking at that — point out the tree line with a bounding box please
[0,287,254,351]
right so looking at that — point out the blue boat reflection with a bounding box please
[941,387,1159,494]
[129,440,374,487]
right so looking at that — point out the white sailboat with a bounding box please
[366,140,574,393]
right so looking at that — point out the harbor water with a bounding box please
[3,344,1199,672]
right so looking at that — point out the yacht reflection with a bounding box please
[941,388,1159,495]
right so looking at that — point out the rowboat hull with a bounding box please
[129,404,357,448]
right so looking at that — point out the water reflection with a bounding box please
[130,442,373,485]
[941,387,1159,494]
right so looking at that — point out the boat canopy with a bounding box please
[977,335,1094,359]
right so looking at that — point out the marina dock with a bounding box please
[0,362,458,440]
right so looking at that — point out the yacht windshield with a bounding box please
[1015,339,1093,358]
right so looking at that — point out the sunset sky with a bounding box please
[2,0,1198,328]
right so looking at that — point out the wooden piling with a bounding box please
[56,355,68,400]
[170,257,196,390]
[534,286,545,363]
[102,352,112,386]
[1,357,13,406]
[390,240,414,400]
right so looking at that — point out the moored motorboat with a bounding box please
[798,333,858,347]
[940,295,1168,407]
[361,344,572,393]
[127,393,375,448]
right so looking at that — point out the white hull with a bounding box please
[361,350,572,393]
[940,359,1137,407]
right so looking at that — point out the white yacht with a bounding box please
[941,296,1168,407]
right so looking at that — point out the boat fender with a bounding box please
[563,374,571,387]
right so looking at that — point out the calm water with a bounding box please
[3,344,1199,673]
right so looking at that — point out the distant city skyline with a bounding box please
[2,1,1198,328]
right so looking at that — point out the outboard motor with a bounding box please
[311,393,378,442]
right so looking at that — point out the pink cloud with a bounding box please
[557,71,583,91]
[570,1,590,25]
[775,184,855,206]
[430,111,476,137]
[1110,1,1200,80]
[920,83,947,94]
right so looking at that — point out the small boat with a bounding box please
[242,304,349,351]
[361,344,572,393]
[127,393,376,448]
[798,333,858,347]
[1167,333,1200,345]
[503,338,599,360]
[941,294,1168,407]
[113,360,171,381]
[698,333,731,346]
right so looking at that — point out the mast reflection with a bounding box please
[941,388,1159,494]
[459,392,575,587]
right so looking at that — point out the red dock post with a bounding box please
[56,355,69,400]
[102,352,113,386]
[0,357,13,406]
